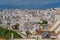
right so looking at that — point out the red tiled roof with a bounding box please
[34,30,56,36]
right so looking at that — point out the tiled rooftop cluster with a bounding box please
[0,8,59,32]
[0,8,60,40]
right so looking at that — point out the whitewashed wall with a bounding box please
[55,26,60,33]
[49,19,59,31]
[10,39,36,40]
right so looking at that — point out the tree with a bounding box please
[38,20,48,30]
[42,20,48,24]
[7,23,10,25]
[12,23,19,30]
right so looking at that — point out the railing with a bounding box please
[49,19,59,31]
[48,19,60,40]
[57,31,60,40]
[48,19,58,30]
[54,24,60,33]
[57,31,60,35]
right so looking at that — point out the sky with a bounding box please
[0,0,60,10]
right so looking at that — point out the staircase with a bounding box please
[16,31,27,38]
[49,19,59,31]
[48,19,60,40]
[11,29,27,38]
